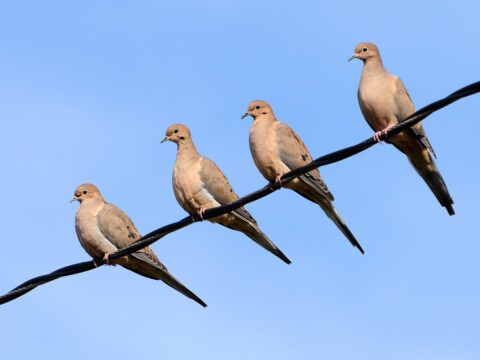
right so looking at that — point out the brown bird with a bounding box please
[72,183,206,307]
[162,124,291,264]
[350,42,454,215]
[243,101,364,254]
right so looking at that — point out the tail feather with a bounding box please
[158,270,208,308]
[323,205,365,254]
[399,142,455,216]
[293,188,364,254]
[126,253,207,307]
[424,171,455,216]
[237,223,292,265]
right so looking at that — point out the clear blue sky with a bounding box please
[1,1,479,359]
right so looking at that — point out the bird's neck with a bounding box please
[77,197,105,216]
[253,115,277,126]
[176,140,201,163]
[362,58,386,78]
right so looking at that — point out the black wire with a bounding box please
[1,81,479,306]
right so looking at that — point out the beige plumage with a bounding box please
[162,124,291,264]
[72,183,206,307]
[350,42,454,215]
[243,101,364,254]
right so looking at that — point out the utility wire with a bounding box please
[1,81,479,306]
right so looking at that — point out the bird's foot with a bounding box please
[197,207,207,221]
[373,130,383,142]
[383,125,395,137]
[103,252,111,265]
[373,125,395,143]
[275,174,283,185]
[269,175,284,190]
[274,174,284,186]
[92,259,98,267]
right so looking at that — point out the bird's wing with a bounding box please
[97,203,159,261]
[394,76,437,158]
[199,157,258,224]
[276,122,334,200]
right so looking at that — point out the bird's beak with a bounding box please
[161,136,169,143]
[241,112,249,119]
[348,54,358,62]
[69,197,78,203]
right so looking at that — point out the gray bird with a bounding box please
[162,124,291,264]
[72,183,206,307]
[243,101,364,254]
[350,42,454,215]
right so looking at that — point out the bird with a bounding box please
[72,183,207,307]
[243,101,365,254]
[161,124,291,265]
[349,42,454,215]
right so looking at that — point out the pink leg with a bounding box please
[197,207,207,220]
[275,174,283,186]
[373,125,395,143]
[373,130,383,142]
[383,125,395,136]
[103,252,111,265]
[269,174,284,190]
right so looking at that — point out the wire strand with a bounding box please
[1,81,479,306]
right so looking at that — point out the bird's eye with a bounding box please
[362,47,368,52]
[255,105,261,110]
[83,190,87,195]
[174,129,179,134]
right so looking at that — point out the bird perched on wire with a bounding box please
[162,124,291,264]
[243,101,364,254]
[72,183,206,307]
[349,42,454,215]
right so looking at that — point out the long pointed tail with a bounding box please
[292,187,364,254]
[422,170,455,216]
[126,253,207,307]
[238,224,292,265]
[159,270,208,308]
[399,140,455,216]
[322,204,365,254]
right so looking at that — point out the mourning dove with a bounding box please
[350,42,454,215]
[162,124,291,264]
[243,101,364,254]
[72,183,206,307]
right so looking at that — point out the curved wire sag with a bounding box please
[1,81,479,306]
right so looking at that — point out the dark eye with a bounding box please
[362,47,368,52]
[174,129,179,134]
[83,190,87,194]
[255,105,261,110]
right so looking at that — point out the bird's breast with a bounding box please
[249,121,281,181]
[75,203,115,259]
[173,158,209,213]
[358,84,397,130]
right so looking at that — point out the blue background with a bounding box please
[1,1,479,358]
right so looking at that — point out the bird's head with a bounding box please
[162,124,192,144]
[349,42,380,62]
[71,183,101,203]
[241,100,274,121]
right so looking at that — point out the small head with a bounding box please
[241,100,274,120]
[71,183,102,203]
[348,42,381,62]
[161,124,192,145]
